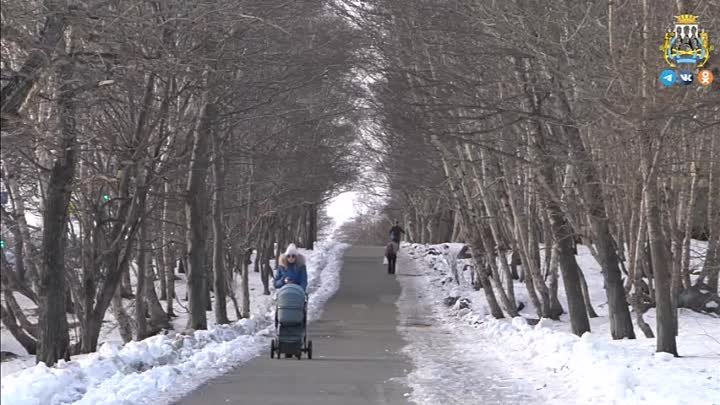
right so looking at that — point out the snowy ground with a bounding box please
[0,259,274,378]
[1,240,349,405]
[398,242,720,405]
[396,254,551,405]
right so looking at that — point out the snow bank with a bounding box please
[1,241,349,405]
[404,242,720,405]
[305,240,349,321]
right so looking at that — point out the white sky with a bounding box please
[326,191,359,230]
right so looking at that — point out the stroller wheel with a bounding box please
[270,340,276,359]
[307,341,313,360]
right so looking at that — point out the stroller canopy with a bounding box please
[277,284,306,324]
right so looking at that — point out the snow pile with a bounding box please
[1,241,349,405]
[396,254,545,405]
[1,321,264,405]
[403,242,720,405]
[305,240,349,321]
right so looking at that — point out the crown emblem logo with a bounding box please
[675,14,698,25]
[661,14,713,68]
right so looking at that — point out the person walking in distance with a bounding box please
[389,220,405,243]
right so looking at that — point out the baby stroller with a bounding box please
[270,283,313,360]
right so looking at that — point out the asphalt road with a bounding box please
[174,245,413,405]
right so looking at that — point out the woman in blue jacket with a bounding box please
[273,243,308,291]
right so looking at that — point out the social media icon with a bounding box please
[659,69,677,87]
[698,69,715,87]
[679,71,694,85]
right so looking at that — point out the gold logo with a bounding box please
[661,14,714,68]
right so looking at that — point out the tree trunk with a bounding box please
[135,218,148,340]
[474,147,517,310]
[578,269,599,318]
[210,103,229,325]
[547,243,564,317]
[1,302,38,354]
[640,0,677,356]
[700,134,719,292]
[121,268,134,298]
[145,263,170,333]
[261,231,274,296]
[185,90,211,331]
[430,135,504,318]
[534,154,590,335]
[505,163,553,318]
[241,248,252,318]
[163,182,176,317]
[156,241,167,301]
[112,285,133,344]
[37,51,77,366]
[473,256,505,319]
[456,145,517,316]
[643,155,678,355]
[560,127,635,337]
[679,161,697,290]
[4,291,38,339]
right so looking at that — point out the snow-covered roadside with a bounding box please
[396,254,550,405]
[1,241,349,405]
[402,242,720,405]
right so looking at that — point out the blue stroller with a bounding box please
[270,284,313,360]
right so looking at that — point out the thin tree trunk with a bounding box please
[156,241,167,301]
[1,302,38,354]
[4,290,39,338]
[578,269,599,318]
[458,145,517,316]
[547,243,564,317]
[431,135,504,318]
[553,75,635,338]
[112,285,133,344]
[680,161,698,289]
[163,182,176,317]
[533,150,590,335]
[241,248,252,318]
[507,162,553,317]
[121,268,134,298]
[699,135,719,292]
[503,169,544,317]
[3,168,40,288]
[261,236,274,296]
[135,216,148,340]
[451,210,461,242]
[474,147,517,310]
[145,261,170,333]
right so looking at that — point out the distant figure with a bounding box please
[389,220,405,243]
[385,241,398,274]
[274,243,308,291]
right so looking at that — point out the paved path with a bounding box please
[175,246,413,405]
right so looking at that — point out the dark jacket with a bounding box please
[389,225,405,242]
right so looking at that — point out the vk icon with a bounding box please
[659,69,677,87]
[679,71,694,85]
